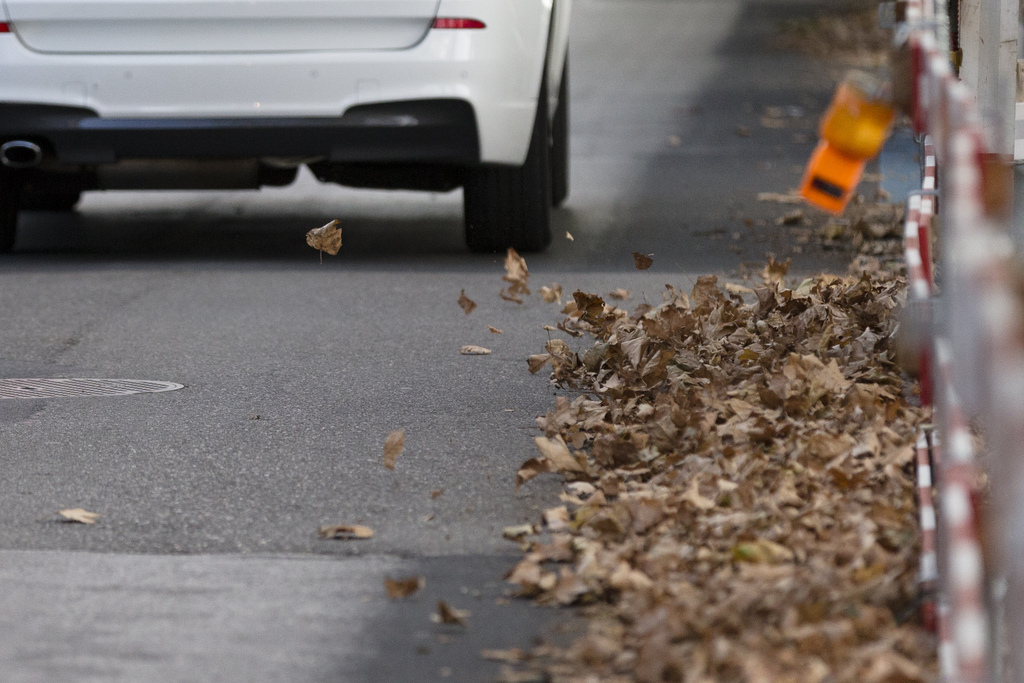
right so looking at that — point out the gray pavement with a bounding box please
[0,0,849,680]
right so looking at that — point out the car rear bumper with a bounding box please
[0,0,552,165]
[0,99,480,165]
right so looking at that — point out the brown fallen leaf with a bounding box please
[458,289,477,315]
[383,429,405,470]
[432,600,470,626]
[757,191,804,204]
[318,524,374,540]
[431,489,444,499]
[632,252,654,270]
[724,282,756,295]
[775,209,804,226]
[384,575,425,599]
[460,345,492,355]
[481,648,529,662]
[527,354,552,374]
[58,508,99,524]
[534,436,586,473]
[488,326,503,334]
[539,284,563,304]
[501,248,531,303]
[503,523,537,540]
[305,219,342,262]
[761,257,791,285]
[608,288,630,300]
[515,457,551,489]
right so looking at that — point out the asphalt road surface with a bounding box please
[0,1,852,680]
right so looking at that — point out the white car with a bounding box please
[0,0,571,252]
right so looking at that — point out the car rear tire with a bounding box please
[463,77,552,253]
[550,56,569,208]
[0,175,21,253]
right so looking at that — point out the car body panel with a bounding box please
[3,0,442,54]
[0,0,564,166]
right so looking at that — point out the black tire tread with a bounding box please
[463,75,552,253]
[551,56,570,208]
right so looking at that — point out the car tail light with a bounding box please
[432,18,486,29]
[0,23,9,33]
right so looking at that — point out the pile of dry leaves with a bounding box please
[505,261,934,682]
[774,0,890,67]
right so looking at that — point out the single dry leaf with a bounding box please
[503,523,536,540]
[775,209,804,226]
[515,457,551,489]
[481,648,529,663]
[534,436,585,473]
[460,345,492,355]
[432,600,470,626]
[458,289,477,315]
[383,429,405,470]
[608,288,630,300]
[318,524,374,540]
[757,191,803,204]
[305,219,342,259]
[501,248,531,303]
[724,282,756,295]
[539,284,563,304]
[384,575,425,599]
[58,508,99,524]
[528,354,552,374]
[488,326,503,334]
[542,506,570,531]
[632,252,653,270]
[565,231,574,241]
[431,489,444,499]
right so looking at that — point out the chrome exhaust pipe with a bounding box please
[0,141,42,169]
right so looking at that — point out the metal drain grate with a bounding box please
[0,378,184,399]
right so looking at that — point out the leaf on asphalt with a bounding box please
[534,436,585,473]
[432,600,470,626]
[757,191,804,204]
[384,575,425,599]
[318,524,374,540]
[539,284,563,304]
[565,231,574,241]
[488,326,503,334]
[608,288,630,300]
[383,429,405,470]
[724,282,756,296]
[458,290,477,315]
[632,252,653,270]
[58,508,99,524]
[431,489,444,499]
[761,256,791,285]
[527,354,552,374]
[460,345,492,355]
[305,219,342,257]
[775,209,805,226]
[481,648,529,663]
[515,457,551,489]
[501,248,531,303]
[542,506,570,531]
[503,523,537,540]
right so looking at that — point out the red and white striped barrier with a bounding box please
[933,339,988,683]
[896,0,1019,678]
